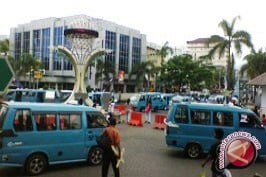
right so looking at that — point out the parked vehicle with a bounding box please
[4,89,63,103]
[165,102,265,159]
[131,92,163,112]
[160,93,175,110]
[0,101,108,175]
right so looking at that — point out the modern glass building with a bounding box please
[9,14,147,92]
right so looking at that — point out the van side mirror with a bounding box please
[0,129,17,137]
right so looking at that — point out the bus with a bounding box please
[0,101,109,175]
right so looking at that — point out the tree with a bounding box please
[206,16,253,90]
[157,41,173,66]
[129,60,156,91]
[0,39,9,55]
[95,59,115,90]
[161,54,218,91]
[240,49,266,79]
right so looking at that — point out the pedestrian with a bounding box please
[145,100,152,124]
[262,114,266,125]
[101,118,121,177]
[125,98,131,123]
[201,128,225,177]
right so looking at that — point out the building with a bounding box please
[186,38,227,68]
[9,14,147,92]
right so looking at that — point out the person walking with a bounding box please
[101,118,121,177]
[125,98,131,123]
[145,100,152,124]
[201,128,225,177]
[262,114,266,125]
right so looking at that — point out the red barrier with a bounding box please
[128,111,143,126]
[114,104,126,115]
[153,114,166,130]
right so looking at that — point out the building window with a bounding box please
[23,31,30,54]
[14,33,22,60]
[33,30,41,60]
[105,31,116,66]
[42,28,50,70]
[119,34,129,73]
[53,27,63,70]
[132,37,141,68]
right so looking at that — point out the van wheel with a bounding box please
[25,154,47,176]
[185,143,201,159]
[88,147,103,165]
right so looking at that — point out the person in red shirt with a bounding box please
[262,114,266,126]
[101,118,121,177]
[145,100,152,124]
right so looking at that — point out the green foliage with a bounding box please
[240,49,266,79]
[205,16,254,89]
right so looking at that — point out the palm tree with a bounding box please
[128,60,156,91]
[157,41,173,66]
[240,49,266,79]
[0,39,9,55]
[95,59,115,90]
[206,16,253,90]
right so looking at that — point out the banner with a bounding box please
[118,70,124,83]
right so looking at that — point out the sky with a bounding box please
[1,0,266,68]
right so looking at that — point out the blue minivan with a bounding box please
[165,102,265,159]
[4,89,63,103]
[0,101,108,175]
[131,92,164,112]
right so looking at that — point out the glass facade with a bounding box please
[42,28,50,70]
[33,30,41,61]
[23,31,30,54]
[63,26,73,70]
[11,16,146,91]
[53,27,63,70]
[105,31,116,66]
[119,34,129,73]
[14,33,22,60]
[132,37,141,68]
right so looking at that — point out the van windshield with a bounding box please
[0,104,8,130]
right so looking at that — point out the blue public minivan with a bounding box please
[131,92,164,112]
[0,101,109,175]
[4,89,63,103]
[165,102,266,159]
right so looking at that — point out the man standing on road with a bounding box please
[201,128,225,177]
[102,118,121,177]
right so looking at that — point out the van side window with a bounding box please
[34,113,57,131]
[59,113,82,130]
[190,109,210,125]
[213,111,233,126]
[174,106,188,123]
[239,113,261,128]
[13,109,33,131]
[87,112,108,128]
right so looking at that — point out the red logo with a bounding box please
[226,139,256,168]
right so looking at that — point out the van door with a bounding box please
[57,112,86,161]
[1,109,36,165]
[86,112,108,142]
[238,112,266,155]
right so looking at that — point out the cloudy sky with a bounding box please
[1,0,265,66]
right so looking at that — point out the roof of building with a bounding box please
[247,72,266,85]
[187,38,209,44]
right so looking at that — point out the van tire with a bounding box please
[88,147,103,165]
[25,154,47,176]
[185,143,201,159]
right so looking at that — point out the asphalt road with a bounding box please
[0,113,265,177]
